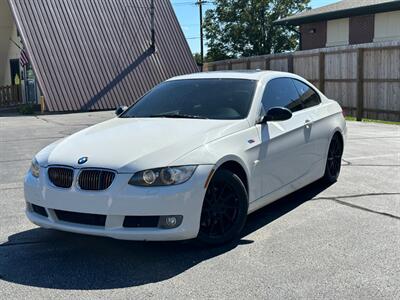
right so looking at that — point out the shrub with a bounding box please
[18,104,35,115]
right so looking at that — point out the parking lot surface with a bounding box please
[0,112,399,299]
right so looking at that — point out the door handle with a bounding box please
[305,119,312,129]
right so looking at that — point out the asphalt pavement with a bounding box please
[0,112,399,299]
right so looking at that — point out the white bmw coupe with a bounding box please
[25,71,346,245]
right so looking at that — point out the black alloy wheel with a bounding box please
[323,133,343,183]
[197,169,248,245]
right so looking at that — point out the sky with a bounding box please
[171,0,337,53]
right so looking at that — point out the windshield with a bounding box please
[120,79,257,120]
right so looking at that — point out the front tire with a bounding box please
[323,133,343,183]
[197,169,248,246]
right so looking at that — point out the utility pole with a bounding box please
[196,0,204,71]
[150,0,155,50]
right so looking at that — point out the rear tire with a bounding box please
[323,133,343,183]
[197,169,248,246]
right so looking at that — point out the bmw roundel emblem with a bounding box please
[78,156,88,165]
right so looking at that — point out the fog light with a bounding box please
[159,215,183,229]
[166,216,177,226]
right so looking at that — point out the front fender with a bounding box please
[170,127,260,202]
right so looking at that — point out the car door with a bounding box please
[291,79,326,178]
[254,78,313,198]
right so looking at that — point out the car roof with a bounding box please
[168,70,298,81]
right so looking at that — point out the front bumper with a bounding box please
[24,165,213,241]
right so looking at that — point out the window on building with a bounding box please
[326,18,349,47]
[374,11,400,42]
[9,59,20,86]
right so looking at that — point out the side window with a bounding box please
[292,79,321,109]
[261,78,303,113]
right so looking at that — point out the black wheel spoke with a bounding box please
[327,136,343,177]
[200,180,241,238]
[223,212,233,222]
[217,184,227,200]
[218,218,225,234]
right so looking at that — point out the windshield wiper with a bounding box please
[148,113,208,119]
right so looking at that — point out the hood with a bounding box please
[39,117,248,172]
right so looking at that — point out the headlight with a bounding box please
[30,158,40,178]
[129,166,197,186]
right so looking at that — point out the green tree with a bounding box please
[204,0,310,61]
[193,52,203,65]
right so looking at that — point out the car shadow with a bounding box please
[0,180,332,290]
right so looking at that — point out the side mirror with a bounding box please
[115,105,128,116]
[259,107,292,123]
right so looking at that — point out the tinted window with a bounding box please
[121,79,257,120]
[261,78,303,113]
[292,79,321,109]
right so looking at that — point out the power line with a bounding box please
[171,1,212,7]
[180,24,201,27]
[171,1,196,6]
[171,0,212,60]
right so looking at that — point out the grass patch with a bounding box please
[18,104,36,115]
[345,116,400,126]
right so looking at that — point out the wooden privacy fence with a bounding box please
[0,85,23,108]
[205,41,400,122]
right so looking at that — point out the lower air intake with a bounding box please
[55,210,106,226]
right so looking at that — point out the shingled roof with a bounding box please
[8,0,198,112]
[275,0,400,26]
